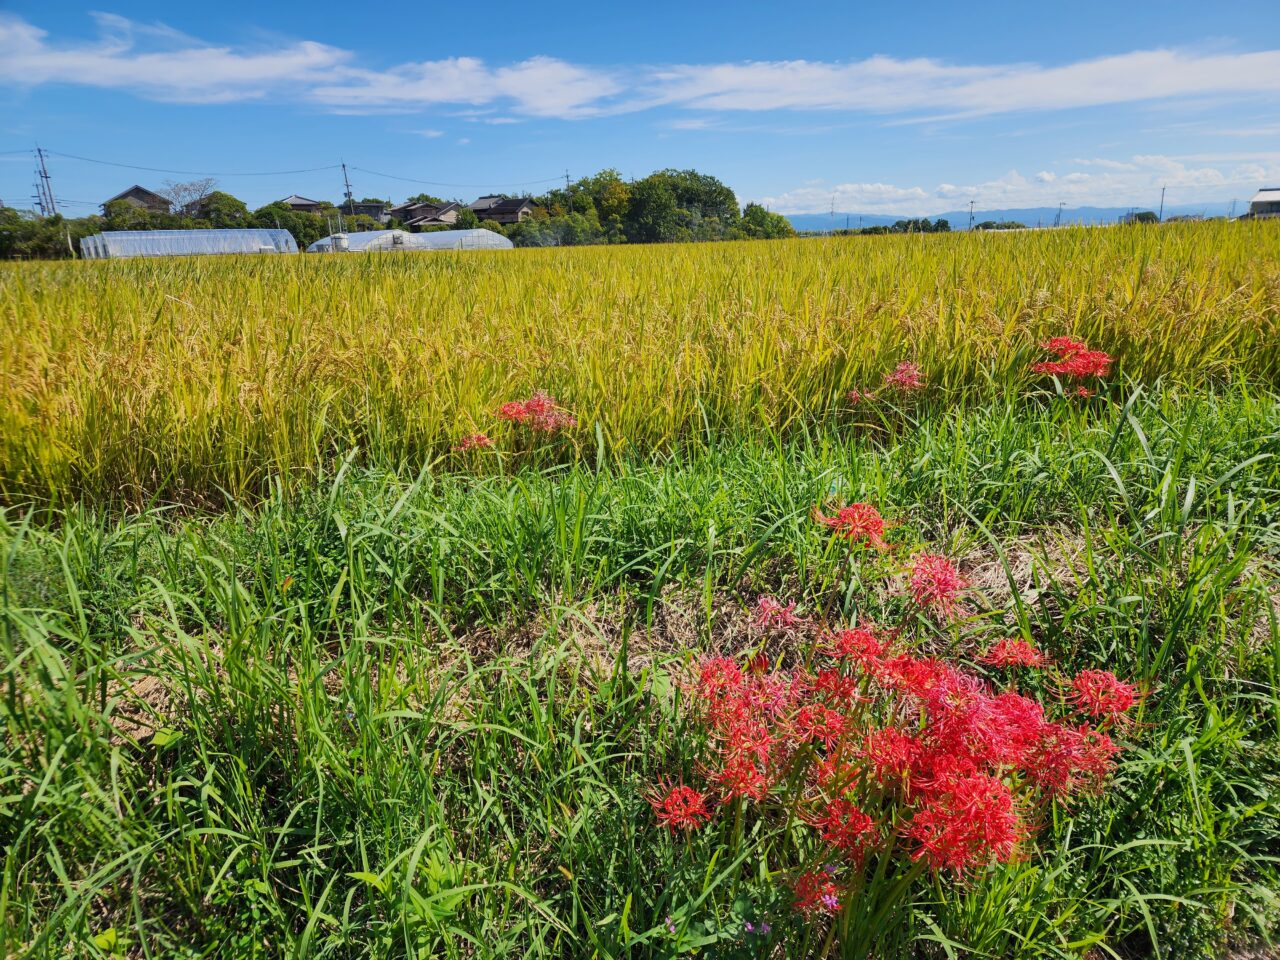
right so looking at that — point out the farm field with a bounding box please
[3,224,1280,959]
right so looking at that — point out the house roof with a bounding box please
[279,194,322,206]
[471,196,534,214]
[470,195,506,211]
[103,184,167,205]
[1251,188,1280,203]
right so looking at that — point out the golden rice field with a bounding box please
[1,221,1277,504]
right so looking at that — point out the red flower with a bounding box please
[793,704,849,750]
[498,390,577,432]
[906,773,1022,873]
[824,626,886,664]
[453,432,494,452]
[1068,669,1137,719]
[1032,337,1112,381]
[1041,336,1088,356]
[1025,723,1118,796]
[713,754,771,801]
[648,784,713,831]
[980,638,1046,668]
[847,388,873,404]
[862,728,920,784]
[792,871,842,914]
[814,502,891,550]
[883,362,924,391]
[808,668,860,704]
[753,595,805,630]
[909,553,967,619]
[809,799,876,860]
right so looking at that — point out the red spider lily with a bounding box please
[808,799,877,860]
[906,773,1022,873]
[754,595,805,630]
[792,871,843,914]
[648,784,713,831]
[883,362,924,391]
[1075,386,1095,398]
[713,754,772,801]
[908,553,967,619]
[1025,723,1118,796]
[1041,336,1088,356]
[875,654,956,698]
[862,728,921,784]
[658,520,1132,913]
[721,717,779,764]
[814,502,891,550]
[847,388,873,404]
[824,626,886,664]
[807,668,861,704]
[812,754,859,791]
[980,638,1046,668]
[498,390,578,432]
[793,704,849,750]
[1068,669,1137,719]
[452,432,494,452]
[1032,337,1113,381]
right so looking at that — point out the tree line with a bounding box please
[0,167,796,259]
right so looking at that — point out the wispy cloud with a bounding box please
[754,154,1280,215]
[4,13,1280,122]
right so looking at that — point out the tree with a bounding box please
[453,207,480,230]
[200,191,250,228]
[740,203,796,239]
[405,193,448,206]
[160,178,217,216]
[249,203,330,248]
[1127,210,1159,225]
[624,176,680,243]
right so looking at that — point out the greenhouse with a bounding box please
[306,229,514,253]
[80,229,298,259]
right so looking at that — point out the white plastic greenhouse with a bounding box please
[306,229,513,253]
[80,229,298,259]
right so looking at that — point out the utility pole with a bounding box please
[341,161,355,215]
[968,200,975,231]
[34,146,58,217]
[1158,185,1166,222]
[1054,201,1064,228]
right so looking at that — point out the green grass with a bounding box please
[4,383,1279,958]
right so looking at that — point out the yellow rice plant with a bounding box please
[1,221,1277,505]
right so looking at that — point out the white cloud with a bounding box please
[647,49,1280,119]
[755,154,1280,215]
[4,13,1280,122]
[1035,171,1056,183]
[0,13,346,103]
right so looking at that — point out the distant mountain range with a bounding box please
[785,201,1243,232]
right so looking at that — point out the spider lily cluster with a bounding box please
[650,504,1138,935]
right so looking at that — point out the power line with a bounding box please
[350,165,564,189]
[48,151,343,177]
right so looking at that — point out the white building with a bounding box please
[1248,188,1280,219]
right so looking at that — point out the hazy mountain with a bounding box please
[786,201,1242,232]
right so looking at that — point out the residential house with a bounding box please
[345,201,390,223]
[469,195,537,224]
[1248,188,1280,219]
[102,185,170,215]
[389,200,463,229]
[278,195,326,214]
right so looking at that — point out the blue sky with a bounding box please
[3,0,1279,216]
